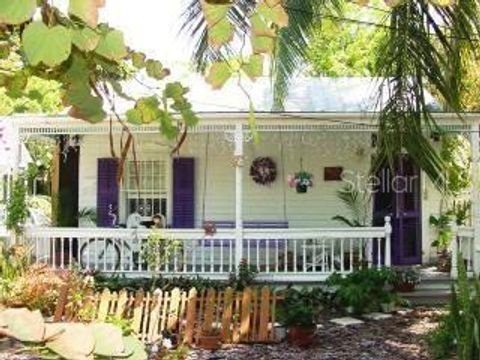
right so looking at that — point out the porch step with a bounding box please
[399,276,453,306]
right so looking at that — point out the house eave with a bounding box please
[7,111,480,136]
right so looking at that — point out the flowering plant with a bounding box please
[287,171,314,189]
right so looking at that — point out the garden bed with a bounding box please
[187,307,442,360]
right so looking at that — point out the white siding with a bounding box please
[79,131,373,228]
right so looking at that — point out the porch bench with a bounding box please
[203,220,289,247]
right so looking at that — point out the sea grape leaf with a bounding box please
[201,0,233,48]
[0,0,36,25]
[164,82,188,100]
[159,111,178,139]
[89,323,126,357]
[208,17,234,48]
[131,51,146,69]
[66,82,106,123]
[201,0,231,27]
[109,79,135,101]
[123,336,148,360]
[257,1,288,28]
[250,13,276,37]
[205,61,232,89]
[146,59,169,80]
[251,35,275,54]
[180,108,199,127]
[69,0,105,28]
[72,27,100,52]
[248,100,260,144]
[126,96,161,124]
[95,29,128,62]
[22,22,72,67]
[241,54,263,80]
[0,308,45,343]
[5,70,29,98]
[46,323,95,360]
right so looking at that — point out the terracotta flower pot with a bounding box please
[196,335,221,350]
[296,184,308,193]
[287,325,316,347]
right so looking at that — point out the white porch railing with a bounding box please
[451,225,475,278]
[26,220,392,281]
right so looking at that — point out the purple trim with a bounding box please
[172,158,195,228]
[97,158,119,228]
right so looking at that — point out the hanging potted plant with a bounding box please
[288,171,314,194]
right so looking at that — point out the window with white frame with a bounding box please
[122,160,168,222]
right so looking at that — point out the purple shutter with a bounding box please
[172,158,195,228]
[97,158,119,228]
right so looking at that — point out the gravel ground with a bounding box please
[0,308,442,360]
[187,308,442,360]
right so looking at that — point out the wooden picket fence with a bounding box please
[54,286,282,345]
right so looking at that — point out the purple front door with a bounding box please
[374,156,422,265]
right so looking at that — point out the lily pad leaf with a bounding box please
[205,61,232,89]
[46,323,95,360]
[0,308,45,343]
[72,27,100,52]
[69,0,105,28]
[0,0,36,25]
[123,335,148,360]
[22,22,72,67]
[89,323,126,357]
[95,29,128,62]
[241,54,264,80]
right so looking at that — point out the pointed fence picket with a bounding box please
[55,286,282,345]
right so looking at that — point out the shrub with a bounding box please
[277,287,324,326]
[326,267,394,314]
[228,259,258,290]
[0,243,30,300]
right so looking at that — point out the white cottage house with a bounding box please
[5,77,480,281]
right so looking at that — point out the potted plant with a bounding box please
[196,327,222,350]
[391,267,420,292]
[278,288,321,347]
[287,171,313,193]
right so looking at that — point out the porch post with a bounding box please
[233,122,244,267]
[384,216,392,267]
[471,121,480,274]
[450,220,458,279]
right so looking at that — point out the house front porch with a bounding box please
[8,113,480,281]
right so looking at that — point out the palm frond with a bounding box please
[374,0,480,189]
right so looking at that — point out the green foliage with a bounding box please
[390,267,420,286]
[228,259,258,291]
[5,175,28,235]
[440,134,471,196]
[430,213,453,250]
[0,243,29,302]
[427,255,480,359]
[0,1,197,143]
[326,267,394,314]
[277,287,324,327]
[307,3,385,77]
[332,182,370,227]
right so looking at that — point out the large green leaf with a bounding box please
[159,110,178,139]
[208,18,234,48]
[201,0,233,48]
[22,22,72,67]
[257,1,289,28]
[201,0,231,27]
[89,323,126,357]
[251,35,275,54]
[205,61,232,89]
[69,0,105,28]
[95,29,128,62]
[123,336,148,360]
[72,27,100,52]
[0,0,36,25]
[46,323,95,360]
[146,59,169,80]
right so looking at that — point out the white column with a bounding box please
[471,121,480,273]
[450,220,458,279]
[384,216,392,267]
[233,123,244,267]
